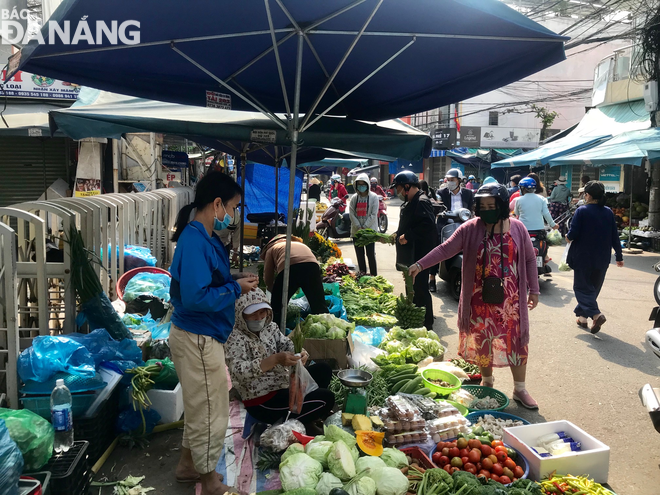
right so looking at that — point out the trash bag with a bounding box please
[352,326,387,347]
[17,335,96,383]
[325,295,343,318]
[122,312,158,333]
[81,292,131,340]
[67,329,143,368]
[145,358,178,390]
[124,295,169,319]
[547,229,562,246]
[151,322,171,340]
[0,409,53,472]
[115,407,161,435]
[123,273,171,303]
[124,245,157,267]
[0,418,23,495]
[559,243,572,272]
[323,282,341,298]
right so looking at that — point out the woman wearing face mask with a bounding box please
[225,289,334,432]
[169,172,258,494]
[349,173,379,275]
[408,183,541,409]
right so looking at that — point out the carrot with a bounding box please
[400,467,410,475]
[414,466,426,474]
[289,372,297,412]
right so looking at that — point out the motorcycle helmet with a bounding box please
[474,183,510,221]
[445,168,463,180]
[331,174,341,183]
[468,175,476,180]
[647,329,660,359]
[370,177,378,184]
[519,177,537,194]
[390,170,419,188]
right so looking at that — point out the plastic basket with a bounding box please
[436,399,469,417]
[461,385,510,412]
[421,369,461,396]
[21,393,96,420]
[30,441,90,495]
[400,446,435,469]
[23,472,51,495]
[116,266,171,301]
[465,410,530,426]
[74,387,121,463]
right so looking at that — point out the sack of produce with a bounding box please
[559,243,572,272]
[546,229,562,246]
[260,420,306,452]
[0,409,53,471]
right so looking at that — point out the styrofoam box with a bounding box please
[147,382,184,424]
[503,420,610,484]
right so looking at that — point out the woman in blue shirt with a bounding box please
[169,171,258,495]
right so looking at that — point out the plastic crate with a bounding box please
[74,387,120,463]
[36,441,91,495]
[21,393,96,420]
[24,472,51,495]
[400,446,435,469]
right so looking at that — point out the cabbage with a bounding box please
[305,441,333,469]
[365,467,409,495]
[350,444,359,463]
[414,338,444,357]
[345,476,377,495]
[279,453,323,491]
[425,331,440,342]
[324,425,357,448]
[315,472,343,495]
[355,456,386,473]
[383,340,404,354]
[409,327,428,339]
[402,345,425,363]
[327,441,356,481]
[308,435,325,444]
[387,352,405,365]
[307,323,327,338]
[282,443,305,462]
[327,326,346,339]
[380,448,408,469]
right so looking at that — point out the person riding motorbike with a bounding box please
[466,175,478,190]
[329,174,348,200]
[513,178,557,232]
[370,177,386,198]
[392,170,438,330]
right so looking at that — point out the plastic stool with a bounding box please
[242,412,269,439]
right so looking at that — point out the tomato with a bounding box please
[432,452,443,465]
[468,449,481,463]
[481,457,493,470]
[449,447,460,458]
[442,447,450,457]
[491,440,504,448]
[449,441,458,448]
[499,476,512,485]
[468,439,482,450]
[465,466,477,475]
[464,462,476,471]
[451,457,464,469]
[495,446,509,454]
[443,464,453,475]
[488,454,498,464]
[490,474,501,483]
[491,463,504,476]
[436,442,446,450]
[475,462,482,471]
[480,445,492,457]
[461,456,469,466]
[439,456,450,467]
[478,470,491,479]
[513,466,524,479]
[495,451,508,463]
[450,467,461,474]
[502,467,514,480]
[457,437,469,450]
[504,459,517,470]
[459,448,470,458]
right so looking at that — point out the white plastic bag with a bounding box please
[260,419,306,452]
[559,243,572,272]
[348,340,385,371]
[289,360,319,414]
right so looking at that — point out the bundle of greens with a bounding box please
[358,275,394,293]
[354,229,396,247]
[350,314,398,329]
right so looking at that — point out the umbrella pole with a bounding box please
[239,151,247,273]
[280,33,304,333]
[628,164,633,250]
[275,155,280,228]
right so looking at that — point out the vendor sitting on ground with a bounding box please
[225,289,334,431]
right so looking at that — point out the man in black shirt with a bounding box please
[391,171,438,330]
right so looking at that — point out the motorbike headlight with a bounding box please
[458,208,472,222]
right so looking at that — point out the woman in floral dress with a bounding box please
[409,183,541,408]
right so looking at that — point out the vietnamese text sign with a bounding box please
[1,69,80,100]
[481,127,540,148]
[599,165,621,182]
[206,90,231,109]
[250,129,277,143]
[162,150,189,170]
[432,127,457,150]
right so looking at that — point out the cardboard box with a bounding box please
[304,331,354,369]
[503,420,610,483]
[147,382,184,424]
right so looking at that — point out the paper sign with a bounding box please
[206,90,231,109]
[250,129,277,143]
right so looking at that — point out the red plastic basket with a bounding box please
[400,446,435,469]
[116,267,171,301]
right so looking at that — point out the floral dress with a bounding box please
[458,232,528,368]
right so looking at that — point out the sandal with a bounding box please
[576,318,588,329]
[590,314,606,334]
[512,389,538,409]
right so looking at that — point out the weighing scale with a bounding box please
[337,369,372,415]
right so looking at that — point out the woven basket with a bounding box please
[465,410,530,425]
[461,385,510,412]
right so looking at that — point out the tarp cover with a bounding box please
[241,162,303,219]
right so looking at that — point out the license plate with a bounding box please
[536,256,543,268]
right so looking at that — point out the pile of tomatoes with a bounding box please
[430,438,525,485]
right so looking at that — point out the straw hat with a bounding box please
[556,176,567,185]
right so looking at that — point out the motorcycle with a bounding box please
[316,198,351,240]
[437,208,472,301]
[528,229,552,277]
[377,196,388,233]
[640,260,660,433]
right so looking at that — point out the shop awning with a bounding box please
[548,128,660,167]
[299,158,368,175]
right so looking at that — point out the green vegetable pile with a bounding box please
[302,313,355,340]
[354,228,396,247]
[371,327,444,366]
[329,367,391,408]
[450,358,480,376]
[340,276,399,323]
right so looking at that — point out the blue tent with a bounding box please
[241,162,304,218]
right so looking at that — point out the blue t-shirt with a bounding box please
[514,193,555,231]
[169,221,241,343]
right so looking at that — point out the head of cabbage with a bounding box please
[355,456,386,474]
[380,448,408,469]
[324,425,357,448]
[327,441,356,481]
[279,453,323,491]
[281,443,305,462]
[364,467,409,495]
[414,337,444,357]
[345,475,377,495]
[350,444,359,463]
[305,441,333,469]
[315,472,343,495]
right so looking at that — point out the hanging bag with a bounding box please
[481,228,505,304]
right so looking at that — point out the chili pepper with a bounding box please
[553,482,567,494]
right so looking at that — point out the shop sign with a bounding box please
[600,164,621,193]
[481,127,540,148]
[432,127,456,149]
[165,171,182,183]
[458,126,480,147]
[250,129,277,143]
[162,150,189,170]
[1,69,80,100]
[74,178,101,197]
[206,90,231,109]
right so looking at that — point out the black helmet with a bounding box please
[474,183,508,203]
[445,168,463,180]
[390,170,419,188]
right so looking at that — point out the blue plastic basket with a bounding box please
[466,411,531,426]
[21,393,96,420]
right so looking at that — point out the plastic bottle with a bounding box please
[51,379,74,453]
[545,439,581,456]
[537,432,569,445]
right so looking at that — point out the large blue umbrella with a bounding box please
[12,0,567,329]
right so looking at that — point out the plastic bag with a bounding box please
[547,229,562,246]
[151,322,171,340]
[124,245,157,267]
[123,273,171,303]
[289,360,319,414]
[124,295,169,319]
[559,243,572,272]
[17,335,96,383]
[145,358,179,390]
[81,292,132,340]
[323,282,341,298]
[348,340,386,371]
[0,418,23,495]
[115,407,161,435]
[122,312,158,333]
[67,328,143,367]
[289,296,311,317]
[0,409,53,471]
[325,295,344,319]
[352,326,387,347]
[260,419,306,452]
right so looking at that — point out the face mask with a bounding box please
[478,209,500,225]
[448,180,459,191]
[357,185,368,193]
[246,318,266,333]
[214,202,233,231]
[396,189,406,201]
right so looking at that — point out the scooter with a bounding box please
[377,196,388,233]
[437,208,472,301]
[316,198,351,240]
[528,230,552,277]
[639,261,660,433]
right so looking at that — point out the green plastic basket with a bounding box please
[461,385,509,412]
[421,369,461,396]
[436,399,469,417]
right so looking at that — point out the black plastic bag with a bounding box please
[81,292,131,340]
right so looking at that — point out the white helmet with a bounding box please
[331,174,341,182]
[647,329,660,359]
[446,168,463,180]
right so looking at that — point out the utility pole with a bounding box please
[647,69,660,230]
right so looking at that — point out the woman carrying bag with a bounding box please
[349,173,379,275]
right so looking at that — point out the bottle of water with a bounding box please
[51,379,74,453]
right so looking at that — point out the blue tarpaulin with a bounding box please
[389,159,423,175]
[240,162,304,220]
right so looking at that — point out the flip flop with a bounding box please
[590,314,606,334]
